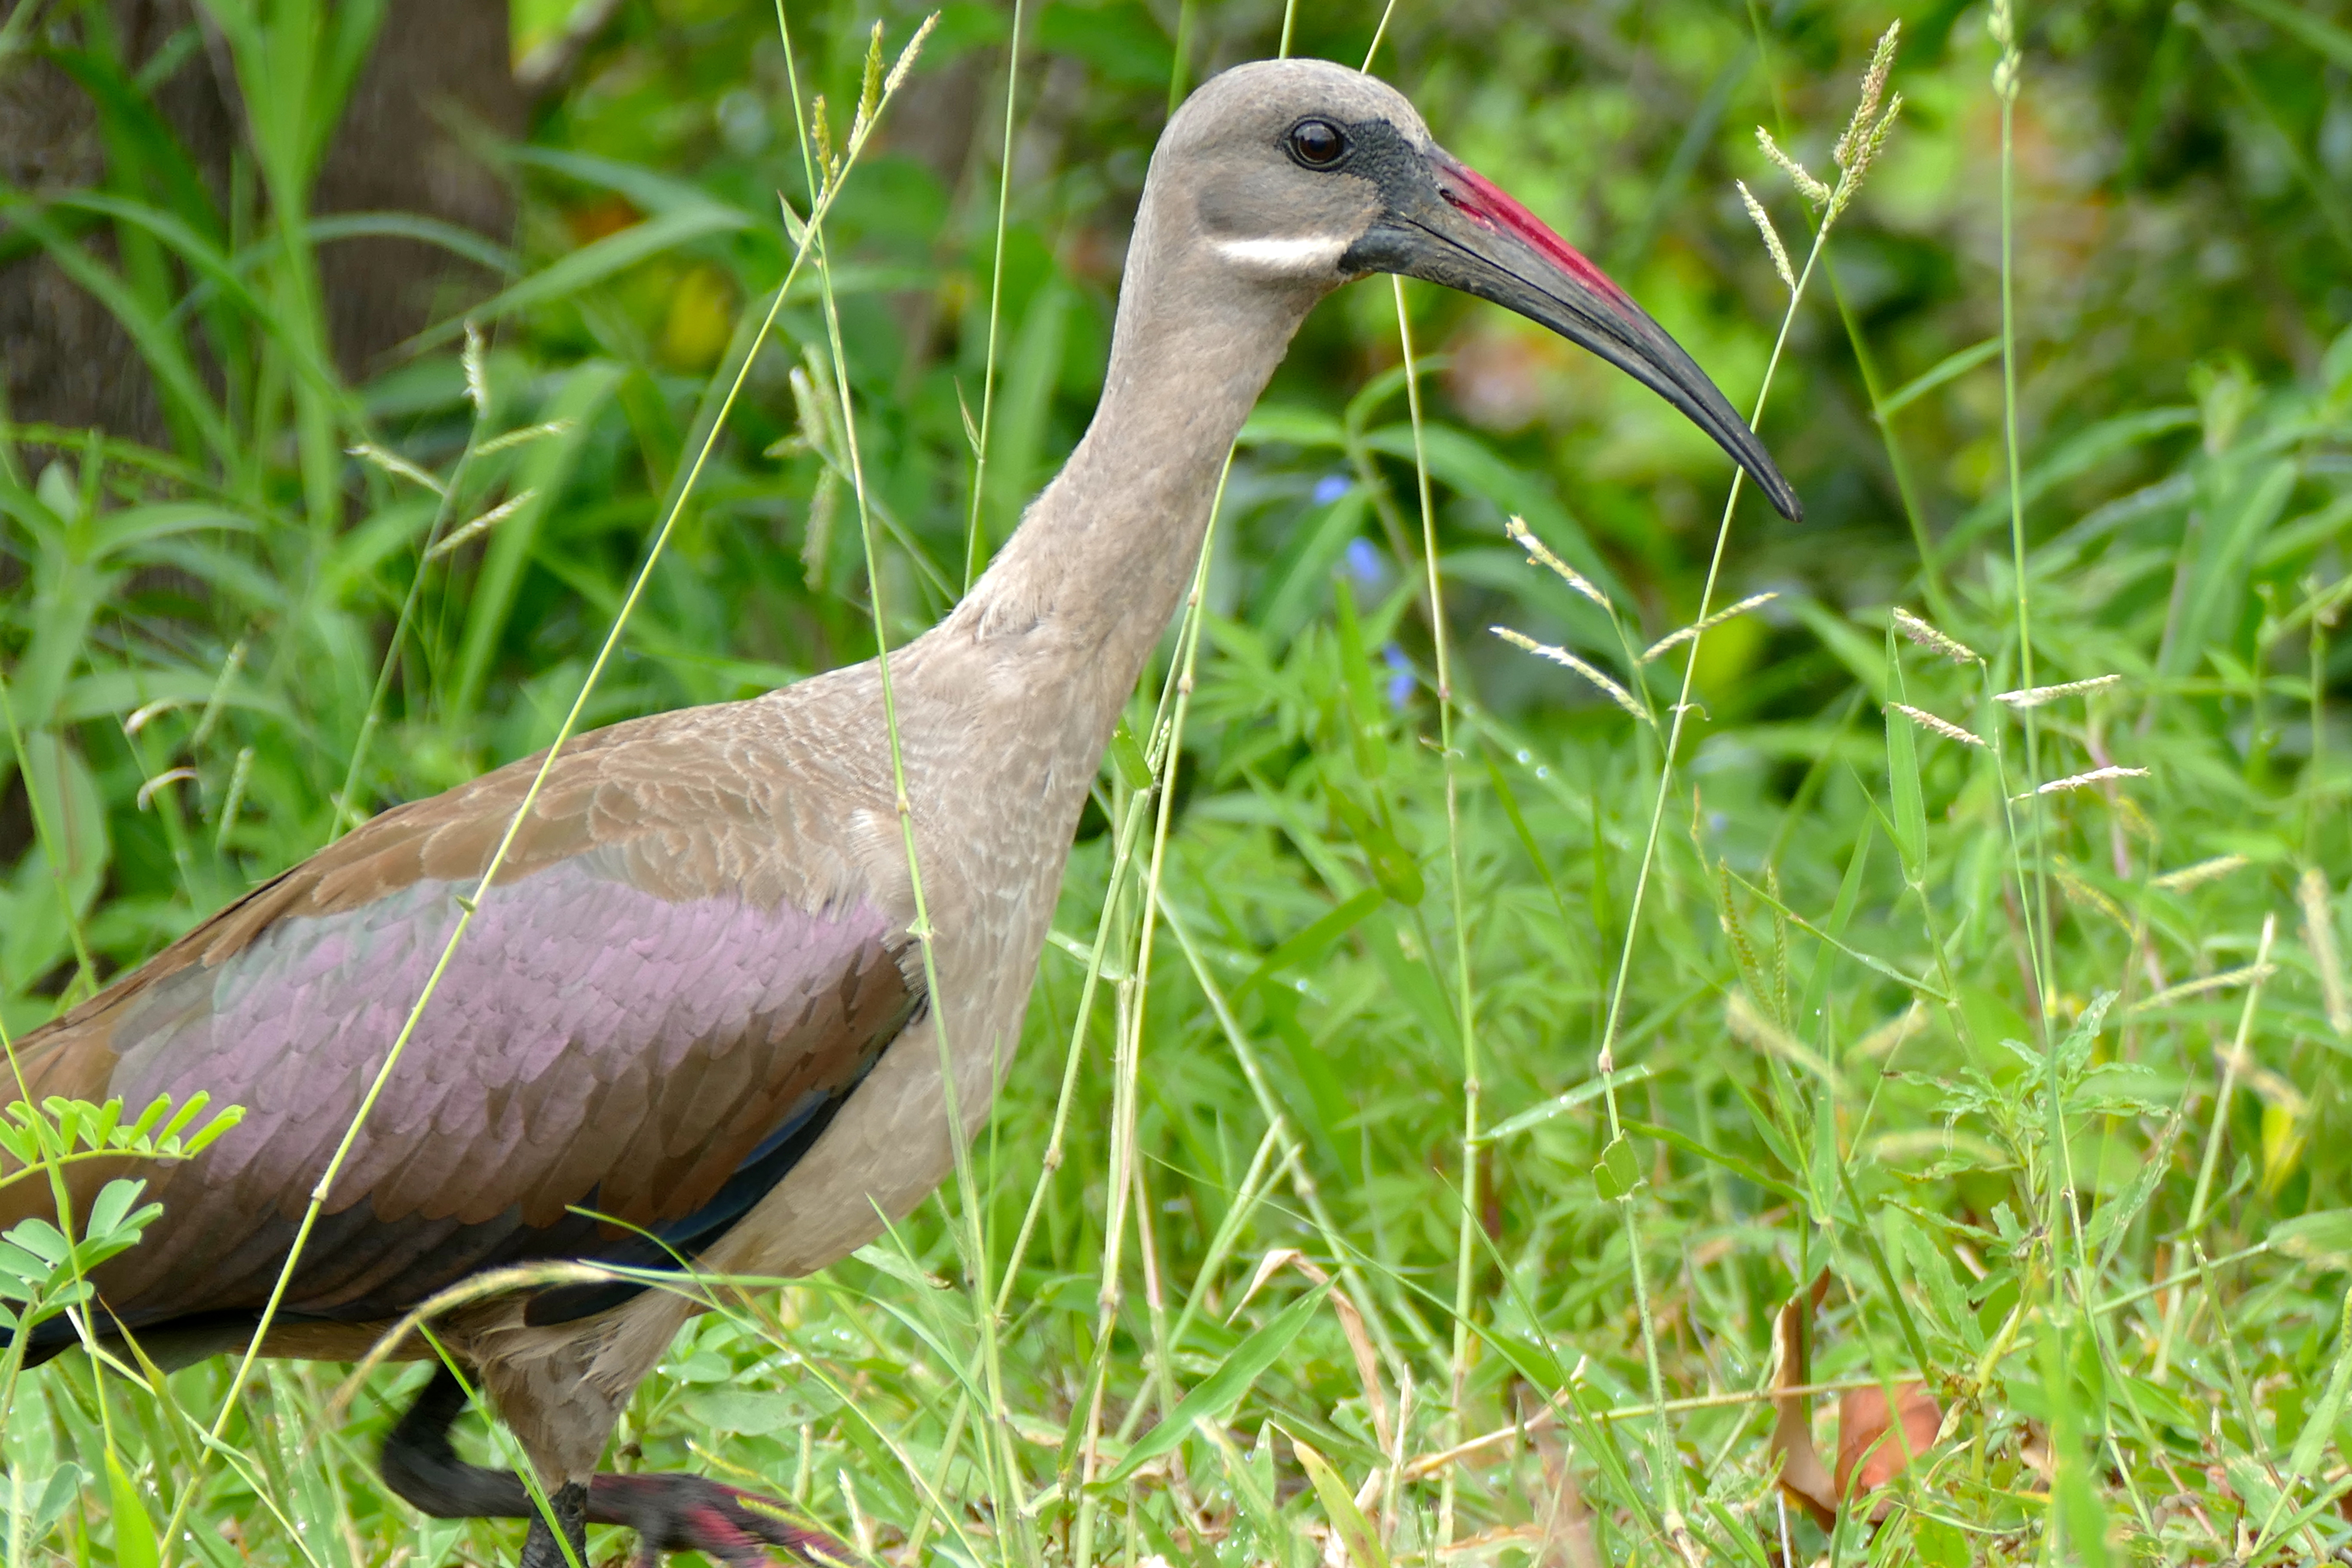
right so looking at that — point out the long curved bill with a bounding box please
[1342,143,1804,522]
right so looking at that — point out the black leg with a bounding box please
[381,1364,533,1519]
[381,1363,850,1566]
[517,1482,589,1568]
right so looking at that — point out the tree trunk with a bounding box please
[0,0,524,444]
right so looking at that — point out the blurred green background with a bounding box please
[4,0,2344,837]
[4,0,2352,1560]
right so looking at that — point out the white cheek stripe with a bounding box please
[1213,236,1348,272]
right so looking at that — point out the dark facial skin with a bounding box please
[1157,61,1803,521]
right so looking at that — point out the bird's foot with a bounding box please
[587,1473,855,1568]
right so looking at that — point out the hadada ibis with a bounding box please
[3,58,1798,1568]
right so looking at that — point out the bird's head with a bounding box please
[1154,58,1802,521]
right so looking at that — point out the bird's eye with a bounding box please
[1287,119,1347,168]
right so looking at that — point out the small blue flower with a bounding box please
[1344,536,1384,591]
[1312,472,1352,505]
[1381,644,1415,709]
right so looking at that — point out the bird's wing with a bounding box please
[4,704,918,1333]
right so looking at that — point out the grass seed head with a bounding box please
[348,442,444,496]
[462,319,488,417]
[884,13,937,98]
[2018,764,2148,799]
[1739,181,1796,290]
[475,419,577,456]
[853,22,884,144]
[1996,674,2121,707]
[2298,868,2350,1037]
[2151,853,2248,890]
[1827,91,1902,221]
[1822,23,1903,221]
[1886,701,1985,747]
[1643,592,1779,663]
[1990,0,2021,100]
[812,95,838,189]
[1890,607,1979,662]
[1757,126,1832,205]
[1834,22,1902,170]
[1493,626,1650,723]
[426,489,538,560]
[1505,515,1614,610]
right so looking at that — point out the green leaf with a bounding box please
[104,1452,160,1568]
[464,207,754,328]
[2290,1284,2352,1481]
[0,1243,50,1290]
[0,198,234,464]
[3,1220,67,1269]
[28,1462,83,1540]
[1911,1514,1971,1568]
[1330,579,1389,781]
[125,1094,172,1144]
[1326,785,1421,907]
[1792,599,1890,700]
[1287,1434,1389,1568]
[1622,1118,1806,1207]
[2276,1209,2352,1265]
[1798,816,1872,1032]
[39,49,223,242]
[1231,887,1384,1008]
[2163,457,2296,678]
[508,145,753,219]
[1592,1134,1641,1201]
[155,1091,210,1146]
[86,1096,122,1151]
[2230,0,2352,67]
[1945,406,2198,557]
[1877,336,2002,417]
[1359,423,1621,601]
[1238,404,1348,449]
[178,1102,244,1157]
[304,211,518,273]
[1107,718,1153,792]
[680,1386,841,1435]
[1096,1282,1332,1487]
[84,1178,145,1240]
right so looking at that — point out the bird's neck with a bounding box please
[937,253,1320,742]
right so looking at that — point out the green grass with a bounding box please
[3,0,2352,1564]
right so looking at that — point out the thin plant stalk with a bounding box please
[1155,894,1409,1377]
[327,331,490,844]
[1362,0,1401,71]
[1586,144,1862,1547]
[1387,273,1482,1552]
[1988,0,2072,1274]
[911,600,1205,1550]
[962,0,1026,591]
[772,18,1029,1565]
[147,33,926,1563]
[1070,452,1232,1568]
[2158,915,2279,1374]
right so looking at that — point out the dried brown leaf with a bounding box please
[1769,1269,1838,1530]
[1834,1381,1942,1516]
[1237,1248,1392,1455]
